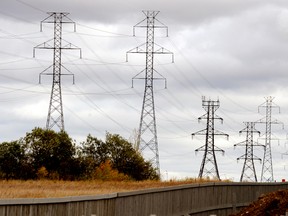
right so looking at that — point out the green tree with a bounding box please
[24,127,80,180]
[81,134,109,165]
[0,128,158,181]
[79,134,109,179]
[0,140,30,179]
[106,133,159,180]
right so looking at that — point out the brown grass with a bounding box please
[0,178,226,199]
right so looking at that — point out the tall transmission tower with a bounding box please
[256,96,282,182]
[126,11,173,175]
[234,122,263,182]
[192,97,228,180]
[34,12,81,131]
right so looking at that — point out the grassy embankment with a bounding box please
[0,178,227,199]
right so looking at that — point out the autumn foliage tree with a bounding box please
[80,133,159,180]
[93,160,130,181]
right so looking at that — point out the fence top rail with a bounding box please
[0,182,287,205]
[117,181,288,197]
[0,193,118,205]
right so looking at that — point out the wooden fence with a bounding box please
[0,182,288,216]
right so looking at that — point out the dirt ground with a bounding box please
[230,189,288,216]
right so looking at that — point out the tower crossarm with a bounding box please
[132,11,168,35]
[197,113,223,123]
[40,12,76,31]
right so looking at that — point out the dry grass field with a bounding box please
[0,178,223,199]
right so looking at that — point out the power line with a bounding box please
[72,84,133,133]
[0,9,38,25]
[59,52,139,134]
[64,41,141,114]
[77,23,133,37]
[0,30,42,40]
[14,0,46,13]
[167,37,257,114]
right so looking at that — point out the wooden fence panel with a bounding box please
[0,182,288,216]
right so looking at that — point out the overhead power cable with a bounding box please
[167,37,256,114]
[0,9,37,25]
[14,0,46,13]
[77,23,134,37]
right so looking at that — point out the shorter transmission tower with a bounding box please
[192,97,228,180]
[256,96,282,182]
[34,12,81,131]
[234,122,263,182]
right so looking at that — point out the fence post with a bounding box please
[232,191,237,213]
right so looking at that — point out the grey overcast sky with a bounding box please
[1,0,288,181]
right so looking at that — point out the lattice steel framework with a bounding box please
[234,122,263,182]
[192,97,228,180]
[126,11,173,175]
[256,96,282,182]
[34,12,81,131]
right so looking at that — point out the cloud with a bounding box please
[0,0,288,181]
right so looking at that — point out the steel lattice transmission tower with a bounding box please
[192,97,228,180]
[34,12,81,131]
[234,122,263,182]
[256,96,282,182]
[126,11,173,175]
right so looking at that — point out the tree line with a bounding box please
[0,127,159,181]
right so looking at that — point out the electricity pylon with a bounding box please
[192,97,228,180]
[234,122,263,182]
[34,12,81,131]
[256,96,282,182]
[126,11,173,175]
